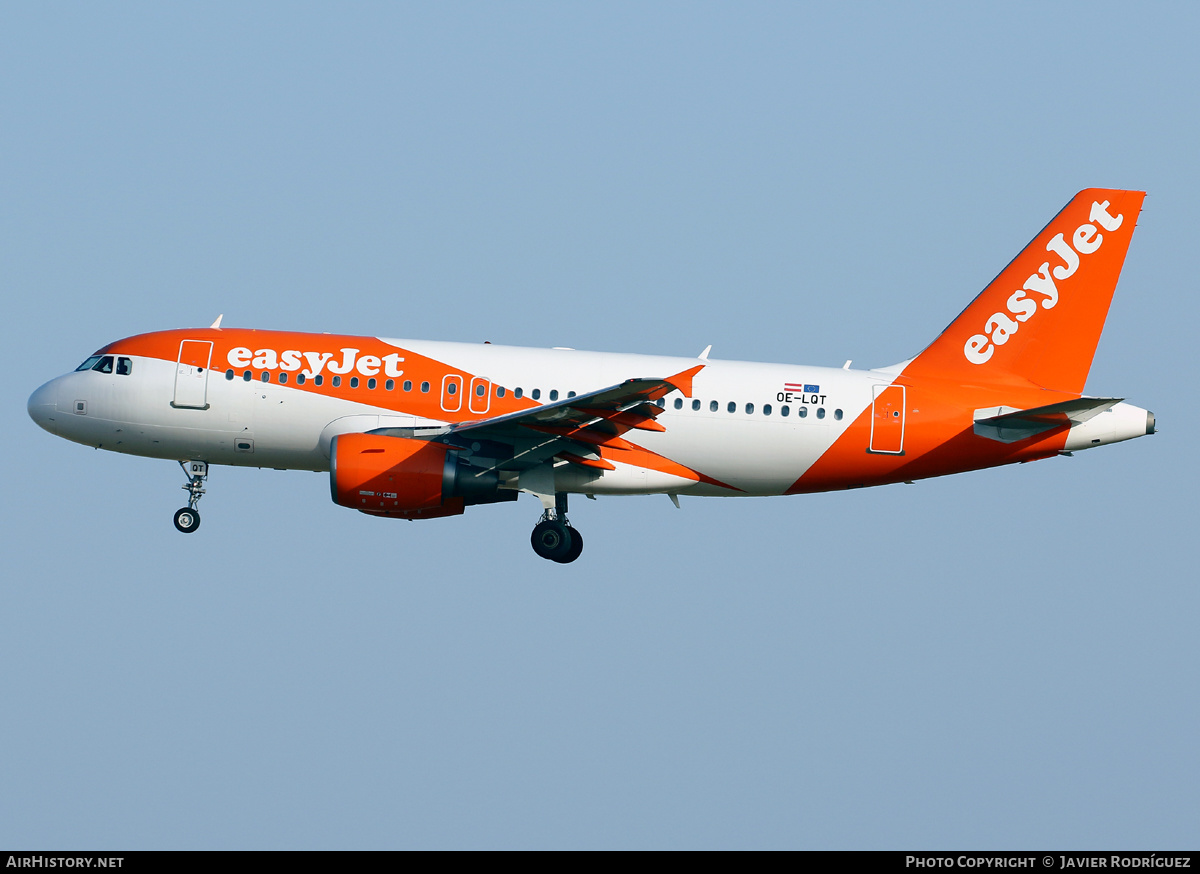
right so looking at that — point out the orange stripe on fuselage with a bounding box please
[99,328,540,423]
[788,375,1074,494]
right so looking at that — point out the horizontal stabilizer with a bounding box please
[973,397,1123,444]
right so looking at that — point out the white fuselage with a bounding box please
[28,339,880,497]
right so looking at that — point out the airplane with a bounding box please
[27,188,1154,563]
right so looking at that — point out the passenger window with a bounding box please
[710,400,718,412]
[834,409,843,420]
[799,407,808,418]
[674,398,683,410]
[763,404,772,416]
[817,407,826,419]
[568,391,576,398]
[368,378,377,389]
[350,377,360,388]
[476,384,485,397]
[76,356,102,372]
[496,386,506,398]
[745,403,754,414]
[296,374,306,385]
[385,379,394,391]
[243,371,252,381]
[727,401,736,413]
[279,372,288,384]
[332,376,341,387]
[532,389,541,400]
[116,357,132,376]
[692,399,701,411]
[225,369,234,380]
[420,381,430,393]
[550,390,559,401]
[261,372,269,382]
[403,380,412,391]
[656,398,665,408]
[314,375,323,386]
[514,387,523,399]
[93,356,114,374]
[447,382,457,395]
[781,405,790,417]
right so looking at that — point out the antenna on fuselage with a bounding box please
[210,314,224,329]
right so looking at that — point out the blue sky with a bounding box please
[2,2,1196,849]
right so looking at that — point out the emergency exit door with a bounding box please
[441,374,463,413]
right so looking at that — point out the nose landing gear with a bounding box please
[530,492,584,563]
[173,460,208,534]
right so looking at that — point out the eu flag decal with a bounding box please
[803,384,819,393]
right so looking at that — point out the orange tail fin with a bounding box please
[907,189,1145,394]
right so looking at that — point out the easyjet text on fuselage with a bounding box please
[226,346,405,380]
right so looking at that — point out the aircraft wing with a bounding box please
[368,364,705,472]
[973,397,1123,444]
[451,364,702,437]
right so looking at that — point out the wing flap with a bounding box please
[577,406,667,432]
[557,451,617,471]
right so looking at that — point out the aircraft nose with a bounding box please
[27,379,59,435]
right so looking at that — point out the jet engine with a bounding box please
[329,432,514,520]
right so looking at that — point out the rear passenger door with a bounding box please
[868,384,905,454]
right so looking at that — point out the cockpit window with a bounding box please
[76,356,102,372]
[116,357,133,375]
[92,356,114,374]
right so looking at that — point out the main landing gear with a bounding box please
[173,460,208,534]
[530,492,584,563]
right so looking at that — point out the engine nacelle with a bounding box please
[329,432,514,520]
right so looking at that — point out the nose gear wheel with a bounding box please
[173,507,200,533]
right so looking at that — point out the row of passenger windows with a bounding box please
[225,367,842,420]
[660,396,843,419]
[223,369,586,400]
[72,355,839,426]
[77,355,133,376]
[225,369,423,391]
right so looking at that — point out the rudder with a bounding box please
[907,188,1145,394]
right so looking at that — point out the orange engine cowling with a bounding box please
[330,432,464,520]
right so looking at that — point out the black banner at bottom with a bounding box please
[1,851,1197,861]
